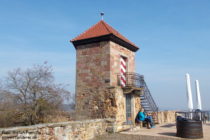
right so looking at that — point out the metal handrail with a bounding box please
[143,82,158,112]
[118,72,159,123]
[176,111,210,123]
[117,72,144,88]
[117,72,158,112]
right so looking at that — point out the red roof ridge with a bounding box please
[101,20,112,34]
[99,21,137,48]
[71,21,105,42]
[71,20,139,51]
[101,20,122,37]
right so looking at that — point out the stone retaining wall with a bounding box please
[0,111,178,140]
[0,119,114,140]
[158,111,176,124]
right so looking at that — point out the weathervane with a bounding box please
[100,12,104,20]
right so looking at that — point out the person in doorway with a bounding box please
[136,108,155,129]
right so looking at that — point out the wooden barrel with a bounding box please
[176,119,203,139]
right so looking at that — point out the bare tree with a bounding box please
[0,81,19,127]
[0,63,71,126]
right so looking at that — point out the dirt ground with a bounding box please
[93,122,210,140]
[121,123,210,140]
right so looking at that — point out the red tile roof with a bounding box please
[71,20,139,49]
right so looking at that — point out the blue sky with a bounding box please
[0,0,210,110]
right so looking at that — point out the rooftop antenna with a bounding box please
[100,12,104,20]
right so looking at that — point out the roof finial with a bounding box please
[100,12,104,20]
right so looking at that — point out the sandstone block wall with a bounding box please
[110,41,135,86]
[114,87,126,124]
[0,119,114,140]
[75,41,110,119]
[134,96,141,120]
[75,40,138,123]
[113,88,141,127]
[157,111,176,124]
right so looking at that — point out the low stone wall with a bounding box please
[158,111,176,124]
[0,119,115,140]
[0,111,178,140]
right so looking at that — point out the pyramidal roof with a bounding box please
[71,20,139,52]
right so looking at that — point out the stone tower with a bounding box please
[71,20,143,126]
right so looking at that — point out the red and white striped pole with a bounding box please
[120,57,126,87]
